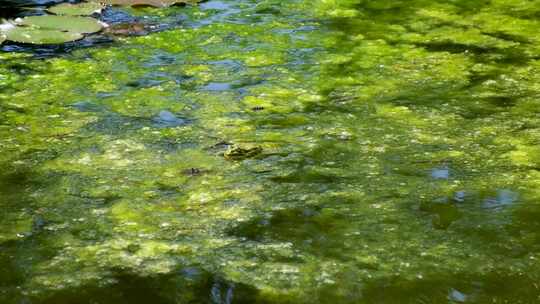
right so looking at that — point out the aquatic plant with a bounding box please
[0,0,202,45]
[0,15,104,44]
[1,0,540,303]
[0,1,108,45]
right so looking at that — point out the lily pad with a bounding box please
[94,0,201,8]
[15,15,104,34]
[47,2,104,16]
[0,15,105,45]
[2,27,83,44]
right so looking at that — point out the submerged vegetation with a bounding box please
[1,0,540,303]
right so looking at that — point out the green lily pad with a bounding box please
[15,15,104,34]
[0,15,105,45]
[3,27,83,44]
[47,2,104,16]
[95,0,201,8]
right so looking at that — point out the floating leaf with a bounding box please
[2,27,83,44]
[94,0,201,8]
[15,15,104,34]
[47,2,104,16]
[0,15,104,45]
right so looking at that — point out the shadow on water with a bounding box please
[0,7,25,19]
[0,36,116,59]
[354,272,540,304]
[0,162,62,299]
[23,268,270,304]
[0,151,59,209]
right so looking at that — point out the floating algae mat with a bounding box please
[1,0,540,303]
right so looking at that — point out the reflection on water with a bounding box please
[483,189,519,209]
[200,0,230,11]
[203,82,232,91]
[431,167,449,179]
[1,0,540,303]
[153,110,188,128]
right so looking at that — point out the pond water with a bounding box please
[1,0,540,303]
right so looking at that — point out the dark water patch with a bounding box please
[155,181,184,195]
[384,163,429,179]
[70,101,106,113]
[82,113,149,135]
[454,98,515,119]
[147,138,198,153]
[255,114,309,129]
[0,6,26,19]
[81,110,192,135]
[0,232,72,303]
[0,168,34,198]
[0,241,26,289]
[483,96,518,108]
[126,78,166,89]
[68,185,123,206]
[449,0,493,14]
[23,268,265,304]
[509,201,540,249]
[414,42,533,67]
[301,271,540,303]
[0,151,61,208]
[304,94,374,115]
[466,70,502,89]
[475,49,536,66]
[415,41,495,55]
[1,36,115,59]
[481,31,532,45]
[125,71,190,89]
[270,170,343,184]
[357,274,492,304]
[3,59,51,76]
[144,52,188,68]
[228,206,348,259]
[100,8,138,25]
[419,199,461,230]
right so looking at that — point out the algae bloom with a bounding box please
[1,0,540,303]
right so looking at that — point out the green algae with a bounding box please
[1,0,540,303]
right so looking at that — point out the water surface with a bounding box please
[1,0,540,303]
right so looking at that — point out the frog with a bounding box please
[223,145,263,161]
[104,22,156,37]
